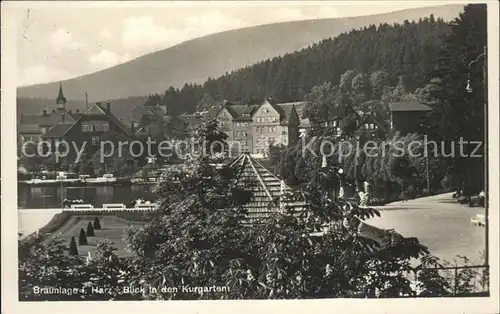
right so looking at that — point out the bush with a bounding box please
[93,217,102,230]
[86,221,95,236]
[69,236,78,256]
[78,228,88,245]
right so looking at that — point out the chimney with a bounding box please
[69,109,72,114]
[85,92,88,108]
[76,109,80,113]
[52,109,56,114]
[131,122,136,134]
[42,109,47,116]
[61,113,65,123]
[106,102,111,113]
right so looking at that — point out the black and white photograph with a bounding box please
[1,1,499,312]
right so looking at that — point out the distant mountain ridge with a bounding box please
[17,4,463,102]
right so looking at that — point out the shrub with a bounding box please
[93,217,102,230]
[78,228,88,245]
[69,236,78,256]
[87,221,95,236]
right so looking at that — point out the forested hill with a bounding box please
[145,15,452,117]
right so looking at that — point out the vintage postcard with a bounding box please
[1,1,499,313]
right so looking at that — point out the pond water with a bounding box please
[18,184,157,209]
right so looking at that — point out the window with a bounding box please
[264,109,270,113]
[92,136,100,145]
[82,124,90,132]
[103,123,109,131]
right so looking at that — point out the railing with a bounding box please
[398,265,490,297]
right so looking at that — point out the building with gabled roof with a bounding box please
[230,153,306,221]
[197,93,217,112]
[389,101,432,135]
[40,102,135,172]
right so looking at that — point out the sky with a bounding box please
[13,1,450,87]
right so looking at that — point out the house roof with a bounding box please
[356,113,389,133]
[198,93,216,110]
[389,101,432,112]
[41,123,75,138]
[18,124,42,134]
[230,153,305,220]
[20,109,76,126]
[89,103,132,136]
[275,101,306,124]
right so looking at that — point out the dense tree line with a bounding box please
[274,4,487,201]
[145,15,449,116]
[420,4,487,197]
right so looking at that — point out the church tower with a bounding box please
[56,82,67,110]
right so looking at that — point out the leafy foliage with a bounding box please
[423,4,487,195]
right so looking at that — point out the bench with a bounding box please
[70,204,94,209]
[471,214,486,226]
[103,203,126,209]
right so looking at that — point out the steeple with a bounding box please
[56,82,67,109]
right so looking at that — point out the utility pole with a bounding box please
[482,45,488,268]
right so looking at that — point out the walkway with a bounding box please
[367,193,486,265]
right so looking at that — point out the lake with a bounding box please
[18,184,157,209]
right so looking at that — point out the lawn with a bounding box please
[44,214,145,258]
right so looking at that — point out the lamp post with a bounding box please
[57,171,66,208]
[425,148,431,194]
[354,134,362,193]
[466,45,487,266]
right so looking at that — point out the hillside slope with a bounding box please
[17,5,463,102]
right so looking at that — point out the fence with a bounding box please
[400,265,490,297]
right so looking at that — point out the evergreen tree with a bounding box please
[93,217,102,230]
[152,16,450,116]
[69,236,78,256]
[78,228,88,245]
[431,3,487,195]
[87,221,95,237]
